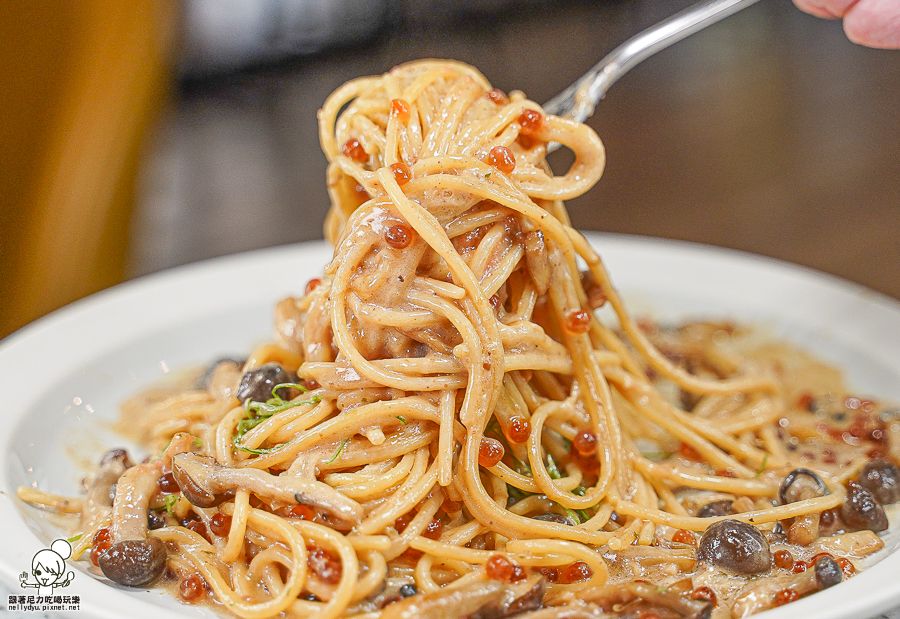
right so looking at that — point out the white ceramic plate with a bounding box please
[2,233,900,619]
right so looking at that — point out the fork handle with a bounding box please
[543,0,763,123]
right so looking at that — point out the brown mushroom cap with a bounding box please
[697,519,772,575]
[98,538,167,587]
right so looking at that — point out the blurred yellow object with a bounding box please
[0,1,178,339]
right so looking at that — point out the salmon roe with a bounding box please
[390,98,410,122]
[572,428,598,456]
[209,512,233,537]
[384,223,414,249]
[837,557,856,577]
[691,586,717,606]
[423,519,443,540]
[442,499,463,514]
[305,278,321,295]
[275,504,316,520]
[774,588,800,606]
[561,561,593,583]
[518,109,543,135]
[308,546,342,585]
[774,550,794,569]
[478,437,505,467]
[487,146,516,174]
[90,527,112,567]
[342,138,368,162]
[672,529,696,546]
[179,573,207,603]
[564,309,591,334]
[390,162,411,186]
[485,554,515,581]
[507,416,531,443]
[157,472,179,493]
[395,512,414,533]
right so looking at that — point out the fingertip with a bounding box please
[793,0,840,19]
[843,0,900,48]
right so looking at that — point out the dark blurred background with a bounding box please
[2,0,899,340]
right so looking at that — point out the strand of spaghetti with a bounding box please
[506,539,609,587]
[544,243,623,498]
[221,489,251,563]
[291,519,361,619]
[567,230,780,396]
[612,485,844,531]
[235,399,439,469]
[153,510,307,619]
[318,76,381,160]
[633,458,777,496]
[409,536,601,571]
[608,366,784,470]
[359,448,435,535]
[325,454,417,500]
[718,397,784,435]
[439,389,457,486]
[489,461,582,495]
[352,550,389,603]
[376,166,504,429]
[528,400,610,509]
[244,344,304,373]
[389,493,444,560]
[238,399,327,452]
[604,367,755,476]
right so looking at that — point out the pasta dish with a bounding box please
[18,60,900,619]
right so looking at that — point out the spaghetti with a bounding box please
[19,60,900,619]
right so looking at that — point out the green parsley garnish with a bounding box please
[755,454,769,478]
[545,454,563,480]
[327,440,348,464]
[233,382,319,453]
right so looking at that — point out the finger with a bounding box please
[844,0,900,48]
[792,0,860,19]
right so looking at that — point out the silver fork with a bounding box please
[543,0,764,123]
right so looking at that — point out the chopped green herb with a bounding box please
[192,437,203,447]
[507,483,535,502]
[562,506,582,524]
[484,172,492,178]
[545,454,563,480]
[755,454,769,478]
[396,416,407,425]
[327,440,347,464]
[232,388,320,453]
[513,458,532,477]
[66,533,83,543]
[164,494,178,516]
[235,444,285,455]
[641,451,673,462]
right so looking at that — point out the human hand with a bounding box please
[793,0,900,48]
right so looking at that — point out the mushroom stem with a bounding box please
[101,459,168,587]
[110,460,162,543]
[81,448,132,532]
[171,452,363,523]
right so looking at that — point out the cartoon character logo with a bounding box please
[19,539,75,597]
